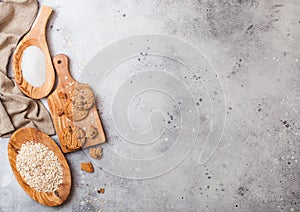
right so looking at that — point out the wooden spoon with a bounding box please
[12,5,55,99]
[8,128,71,206]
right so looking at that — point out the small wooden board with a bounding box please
[8,128,71,206]
[47,54,106,153]
[12,5,55,99]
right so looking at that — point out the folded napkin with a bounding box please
[0,0,55,137]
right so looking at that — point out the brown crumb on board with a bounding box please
[97,188,105,194]
[89,147,102,160]
[58,91,67,99]
[56,108,64,116]
[81,162,94,173]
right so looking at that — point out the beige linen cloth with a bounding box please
[0,0,55,137]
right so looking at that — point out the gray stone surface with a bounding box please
[0,0,299,211]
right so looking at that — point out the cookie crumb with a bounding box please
[56,108,64,116]
[89,147,102,160]
[58,91,67,99]
[81,162,94,173]
[97,188,105,194]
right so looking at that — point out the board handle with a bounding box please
[53,54,75,84]
[31,6,53,36]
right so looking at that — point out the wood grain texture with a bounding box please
[47,54,106,153]
[8,128,71,207]
[12,5,55,99]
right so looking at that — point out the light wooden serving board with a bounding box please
[8,128,71,206]
[47,54,106,153]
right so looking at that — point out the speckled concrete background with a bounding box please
[0,0,299,211]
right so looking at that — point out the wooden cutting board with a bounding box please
[8,128,71,206]
[47,54,106,153]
